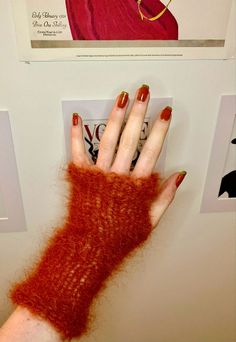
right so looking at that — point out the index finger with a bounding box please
[71,113,91,167]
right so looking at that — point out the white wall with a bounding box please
[0,1,236,341]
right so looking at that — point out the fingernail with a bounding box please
[176,171,187,188]
[160,106,172,121]
[117,91,129,108]
[72,113,79,126]
[137,84,149,102]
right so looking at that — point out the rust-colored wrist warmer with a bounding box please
[11,163,159,340]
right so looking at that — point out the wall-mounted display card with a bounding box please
[12,0,236,61]
[0,111,26,232]
[62,97,172,173]
[201,95,236,213]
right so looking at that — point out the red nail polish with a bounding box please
[72,113,79,126]
[176,171,187,188]
[117,91,129,108]
[161,106,172,121]
[137,84,149,102]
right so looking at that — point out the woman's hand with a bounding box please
[0,85,187,342]
[71,84,186,227]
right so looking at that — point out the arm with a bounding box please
[0,85,186,341]
[0,307,62,342]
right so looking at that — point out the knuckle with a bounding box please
[99,138,114,153]
[109,109,125,123]
[156,121,169,135]
[119,135,135,151]
[164,189,176,205]
[142,147,157,161]
[73,156,88,166]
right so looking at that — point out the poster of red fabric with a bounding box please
[12,0,236,61]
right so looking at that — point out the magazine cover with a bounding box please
[12,0,236,61]
[62,97,172,172]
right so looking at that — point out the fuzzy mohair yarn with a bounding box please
[11,162,160,340]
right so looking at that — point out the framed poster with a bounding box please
[62,97,172,173]
[201,95,236,213]
[12,0,236,61]
[0,111,26,233]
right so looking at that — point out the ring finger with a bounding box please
[132,106,172,178]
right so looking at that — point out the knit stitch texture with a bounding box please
[10,162,160,340]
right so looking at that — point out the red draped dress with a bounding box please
[65,0,178,40]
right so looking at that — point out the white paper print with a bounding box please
[201,95,236,213]
[12,0,236,61]
[0,111,26,232]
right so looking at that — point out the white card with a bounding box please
[201,95,236,213]
[0,111,26,232]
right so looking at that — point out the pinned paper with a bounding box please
[0,111,26,232]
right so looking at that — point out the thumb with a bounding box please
[150,171,187,227]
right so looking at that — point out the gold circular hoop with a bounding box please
[137,0,173,21]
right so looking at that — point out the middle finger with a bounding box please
[111,85,150,174]
[96,91,129,171]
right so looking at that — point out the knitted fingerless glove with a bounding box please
[10,162,159,340]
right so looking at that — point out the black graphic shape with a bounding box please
[85,137,99,163]
[218,138,236,198]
